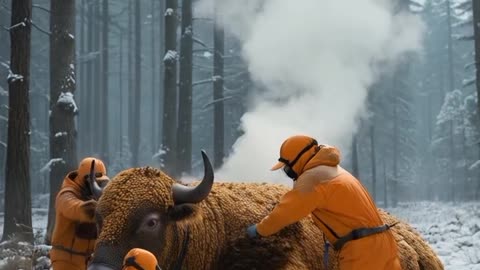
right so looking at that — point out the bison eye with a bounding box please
[138,213,161,234]
[147,219,158,228]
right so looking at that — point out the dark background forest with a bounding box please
[0,0,479,244]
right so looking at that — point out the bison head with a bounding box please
[87,151,214,270]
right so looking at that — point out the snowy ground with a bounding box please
[0,195,478,269]
[388,201,480,270]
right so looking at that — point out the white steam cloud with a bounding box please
[196,0,424,185]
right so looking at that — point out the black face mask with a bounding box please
[278,139,318,180]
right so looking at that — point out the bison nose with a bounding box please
[87,263,116,270]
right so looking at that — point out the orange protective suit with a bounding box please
[50,158,109,270]
[257,138,401,270]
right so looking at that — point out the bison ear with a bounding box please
[167,204,201,222]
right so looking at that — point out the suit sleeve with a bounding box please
[56,190,95,223]
[256,188,320,237]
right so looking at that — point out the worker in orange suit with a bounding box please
[50,157,110,270]
[246,135,401,270]
[123,248,162,270]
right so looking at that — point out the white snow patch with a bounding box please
[165,8,174,16]
[163,50,178,63]
[7,70,24,83]
[57,92,78,113]
[469,160,480,171]
[54,132,67,138]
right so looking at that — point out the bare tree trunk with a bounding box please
[3,0,33,243]
[351,134,359,178]
[128,0,133,165]
[87,0,94,154]
[213,3,225,169]
[101,0,109,164]
[472,0,480,189]
[93,2,101,156]
[77,0,84,158]
[177,0,193,175]
[131,0,141,166]
[45,0,78,244]
[383,149,388,208]
[0,0,10,194]
[446,0,455,93]
[151,0,157,152]
[370,125,377,201]
[426,93,433,200]
[449,120,455,202]
[392,96,398,207]
[158,0,165,145]
[162,0,178,175]
[119,32,123,159]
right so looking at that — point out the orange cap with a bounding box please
[77,157,109,181]
[271,135,317,171]
[123,248,159,270]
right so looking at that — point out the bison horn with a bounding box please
[172,150,214,204]
[89,160,104,200]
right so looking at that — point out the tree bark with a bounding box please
[446,0,455,92]
[128,0,133,162]
[473,0,480,180]
[177,0,193,175]
[213,2,225,169]
[370,125,377,201]
[131,0,141,166]
[86,0,94,154]
[101,0,109,164]
[162,0,178,175]
[78,0,86,158]
[93,2,101,156]
[392,95,398,207]
[0,0,10,193]
[351,134,359,178]
[3,0,33,243]
[151,0,157,151]
[45,0,78,244]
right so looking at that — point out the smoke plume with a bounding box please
[196,0,423,185]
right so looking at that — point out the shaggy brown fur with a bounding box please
[94,167,443,270]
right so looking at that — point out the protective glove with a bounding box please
[246,224,258,238]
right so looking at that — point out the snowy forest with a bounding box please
[0,0,480,269]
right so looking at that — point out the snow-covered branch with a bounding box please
[163,50,178,63]
[193,36,208,48]
[455,33,474,41]
[462,77,476,88]
[8,21,26,31]
[32,4,50,13]
[40,158,65,173]
[202,96,234,109]
[7,69,24,84]
[192,78,213,87]
[77,51,101,64]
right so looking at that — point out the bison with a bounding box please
[88,151,443,270]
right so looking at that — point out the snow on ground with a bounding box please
[0,195,478,269]
[388,201,480,270]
